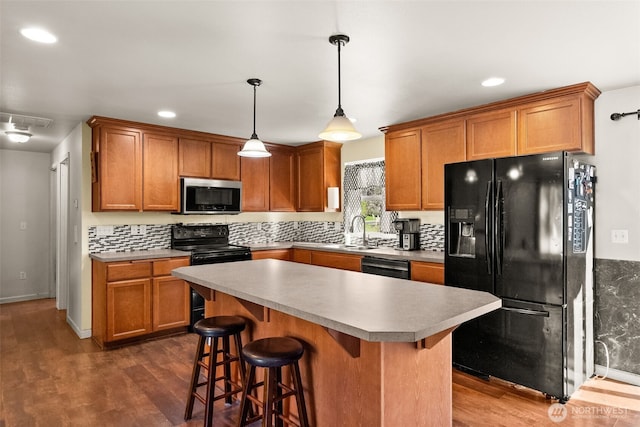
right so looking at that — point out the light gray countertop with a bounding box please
[246,242,445,263]
[89,242,444,263]
[172,259,500,342]
[89,249,190,262]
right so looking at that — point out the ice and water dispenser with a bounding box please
[448,207,476,258]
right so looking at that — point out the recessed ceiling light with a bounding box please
[158,110,176,118]
[20,27,57,44]
[482,77,505,87]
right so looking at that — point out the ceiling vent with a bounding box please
[0,112,54,130]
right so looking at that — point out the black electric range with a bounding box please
[171,223,251,328]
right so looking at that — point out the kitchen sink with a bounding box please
[322,244,377,250]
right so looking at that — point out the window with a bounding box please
[343,159,397,238]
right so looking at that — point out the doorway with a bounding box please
[53,155,69,310]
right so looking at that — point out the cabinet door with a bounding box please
[241,156,270,211]
[517,96,585,155]
[252,249,292,260]
[292,249,312,264]
[385,129,422,210]
[143,133,179,211]
[212,141,242,180]
[96,127,143,211]
[179,138,211,178]
[296,145,324,211]
[106,279,152,341]
[269,147,296,212]
[421,120,466,210]
[310,251,362,272]
[466,109,516,160]
[410,261,444,285]
[152,276,190,331]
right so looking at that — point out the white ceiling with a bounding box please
[1,1,639,153]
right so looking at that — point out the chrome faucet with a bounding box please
[350,215,367,246]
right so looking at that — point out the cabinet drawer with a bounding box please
[410,261,444,285]
[252,249,291,260]
[106,261,152,282]
[311,251,362,272]
[153,257,190,276]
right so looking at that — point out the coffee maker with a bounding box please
[393,218,420,250]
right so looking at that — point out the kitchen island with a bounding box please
[172,259,500,426]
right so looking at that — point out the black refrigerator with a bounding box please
[444,151,595,402]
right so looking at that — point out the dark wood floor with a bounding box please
[1,299,639,426]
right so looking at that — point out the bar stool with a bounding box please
[237,337,309,427]
[184,316,249,427]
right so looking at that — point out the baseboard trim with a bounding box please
[0,293,49,304]
[66,315,91,339]
[595,364,640,386]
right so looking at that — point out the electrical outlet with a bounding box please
[19,272,26,280]
[293,221,299,230]
[257,222,262,231]
[324,222,328,231]
[139,224,147,235]
[334,222,341,231]
[611,229,629,244]
[96,225,114,236]
[20,221,27,230]
[131,225,139,235]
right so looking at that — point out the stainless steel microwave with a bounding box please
[180,178,242,214]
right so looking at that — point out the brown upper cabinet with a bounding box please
[268,145,296,212]
[89,117,342,213]
[91,123,143,211]
[381,82,600,211]
[211,140,242,180]
[517,94,593,155]
[178,137,242,181]
[296,141,342,212]
[241,156,270,212]
[420,119,466,210]
[385,129,422,211]
[178,138,211,178]
[466,108,517,160]
[142,133,179,211]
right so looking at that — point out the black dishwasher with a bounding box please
[361,256,410,279]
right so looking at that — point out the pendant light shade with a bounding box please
[319,34,361,142]
[238,78,271,158]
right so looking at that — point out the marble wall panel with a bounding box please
[594,258,640,376]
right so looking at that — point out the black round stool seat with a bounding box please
[193,315,246,337]
[242,336,304,368]
[185,316,250,427]
[238,337,309,427]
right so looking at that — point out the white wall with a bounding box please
[51,123,86,336]
[592,85,640,262]
[0,150,52,303]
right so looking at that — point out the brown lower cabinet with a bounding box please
[251,249,291,261]
[410,261,444,285]
[264,248,363,272]
[92,257,190,348]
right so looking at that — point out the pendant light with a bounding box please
[319,34,361,142]
[238,78,271,157]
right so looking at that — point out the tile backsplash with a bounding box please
[88,221,445,253]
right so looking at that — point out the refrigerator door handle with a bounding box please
[502,306,550,317]
[485,181,492,275]
[495,180,504,275]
